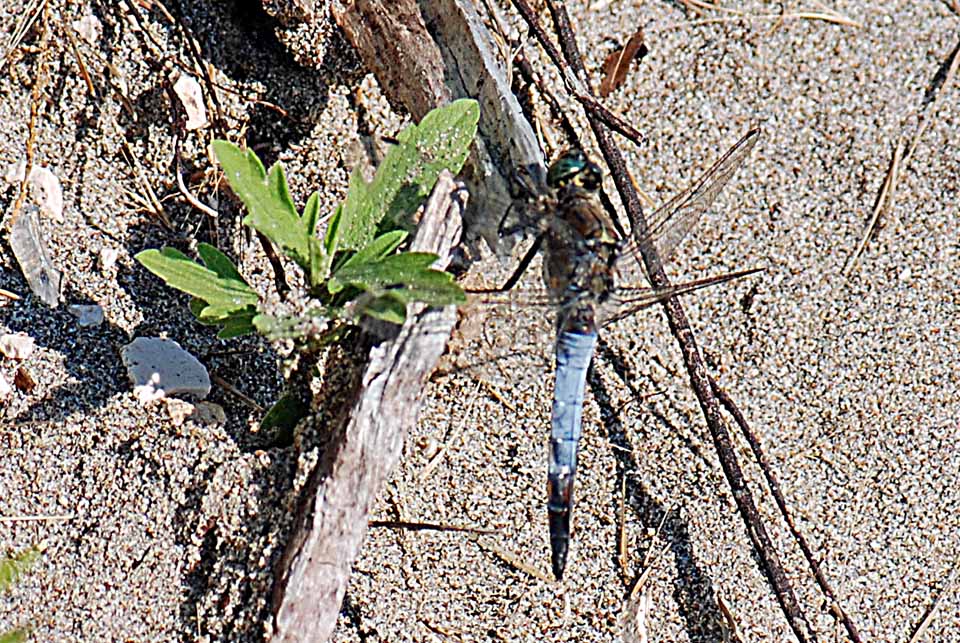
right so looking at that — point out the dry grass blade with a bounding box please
[117,135,175,231]
[0,513,74,523]
[905,37,960,167]
[418,382,483,482]
[9,0,50,230]
[0,0,45,73]
[717,591,746,643]
[668,2,861,30]
[475,536,554,583]
[845,37,957,276]
[65,26,96,97]
[908,558,960,643]
[627,504,672,601]
[843,137,904,276]
[0,288,22,301]
[599,28,647,97]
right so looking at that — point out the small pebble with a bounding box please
[28,166,64,222]
[99,247,119,272]
[0,333,36,360]
[69,304,104,327]
[14,366,36,393]
[72,14,102,45]
[171,73,208,131]
[0,373,11,400]
[121,337,211,404]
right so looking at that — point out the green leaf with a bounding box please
[216,310,258,339]
[212,140,310,269]
[358,296,407,324]
[136,247,259,338]
[302,191,320,238]
[337,99,479,250]
[0,546,40,593]
[260,394,309,447]
[330,252,465,320]
[0,627,30,643]
[137,248,258,307]
[322,203,343,274]
[333,230,408,283]
[195,243,246,283]
[307,237,326,288]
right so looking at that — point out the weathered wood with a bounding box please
[269,173,464,642]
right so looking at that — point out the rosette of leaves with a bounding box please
[136,99,477,340]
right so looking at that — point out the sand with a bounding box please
[1,0,959,641]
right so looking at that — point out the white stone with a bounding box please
[28,166,64,222]
[99,247,119,272]
[68,304,104,327]
[0,333,36,360]
[171,73,208,131]
[121,337,210,403]
[4,159,25,184]
[0,373,11,400]
[73,14,102,45]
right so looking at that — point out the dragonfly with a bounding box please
[475,128,760,580]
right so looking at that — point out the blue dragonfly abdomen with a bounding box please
[548,329,598,580]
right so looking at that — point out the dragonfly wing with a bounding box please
[598,266,763,327]
[616,128,761,280]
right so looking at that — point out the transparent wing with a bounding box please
[616,128,760,283]
[598,266,763,327]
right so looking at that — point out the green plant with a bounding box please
[136,99,477,339]
[1,545,41,642]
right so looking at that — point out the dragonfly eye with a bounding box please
[547,149,588,188]
[572,161,602,191]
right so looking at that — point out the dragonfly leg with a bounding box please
[466,233,544,294]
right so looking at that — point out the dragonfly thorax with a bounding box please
[544,178,623,334]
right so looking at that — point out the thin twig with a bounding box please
[369,520,497,535]
[0,288,22,301]
[538,2,818,640]
[510,0,644,145]
[712,379,863,643]
[211,373,263,411]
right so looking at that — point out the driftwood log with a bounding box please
[270,172,465,641]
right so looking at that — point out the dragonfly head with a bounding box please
[547,149,603,193]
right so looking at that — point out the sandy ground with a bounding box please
[2,0,959,642]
